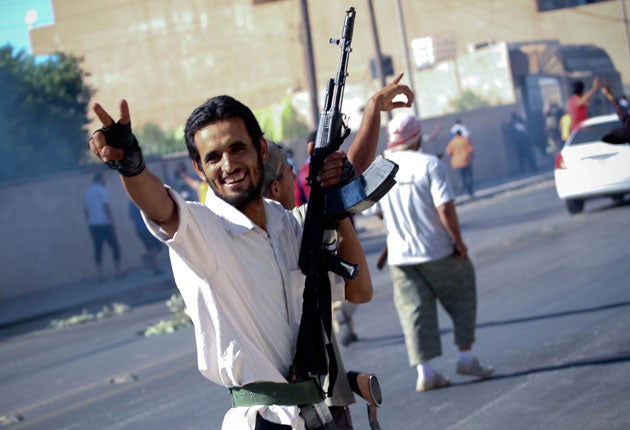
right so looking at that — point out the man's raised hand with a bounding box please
[373,73,414,112]
[89,100,145,177]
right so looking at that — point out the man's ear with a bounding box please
[260,137,269,163]
[269,179,281,200]
[191,159,206,182]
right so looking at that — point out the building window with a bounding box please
[537,0,613,12]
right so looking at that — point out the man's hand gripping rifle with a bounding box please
[291,6,399,402]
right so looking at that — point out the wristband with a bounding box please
[98,122,146,177]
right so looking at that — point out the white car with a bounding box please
[554,114,630,214]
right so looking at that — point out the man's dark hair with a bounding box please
[572,81,584,96]
[307,130,318,145]
[184,95,264,168]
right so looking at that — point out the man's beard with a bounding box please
[211,156,264,211]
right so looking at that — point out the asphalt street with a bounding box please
[2,165,630,430]
[0,168,555,330]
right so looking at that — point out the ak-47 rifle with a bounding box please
[291,6,399,396]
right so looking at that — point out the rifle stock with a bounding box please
[347,371,382,406]
[347,371,383,430]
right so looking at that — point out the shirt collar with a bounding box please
[204,189,288,236]
[263,198,289,238]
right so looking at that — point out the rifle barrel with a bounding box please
[332,7,355,111]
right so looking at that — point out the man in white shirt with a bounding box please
[370,112,493,393]
[83,172,124,281]
[88,75,413,429]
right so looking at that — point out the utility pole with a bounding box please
[394,0,419,117]
[366,0,386,90]
[299,0,319,128]
[366,0,390,121]
[621,0,630,78]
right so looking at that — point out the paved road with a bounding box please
[2,172,630,429]
[347,181,630,430]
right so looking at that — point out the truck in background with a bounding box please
[508,40,623,152]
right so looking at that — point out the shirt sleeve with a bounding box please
[142,186,221,275]
[291,204,307,226]
[429,158,455,207]
[142,187,184,241]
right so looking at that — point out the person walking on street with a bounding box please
[87,74,413,429]
[445,129,475,197]
[543,102,564,153]
[507,112,538,174]
[128,200,164,275]
[83,172,124,281]
[368,112,493,393]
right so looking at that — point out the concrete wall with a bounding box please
[0,156,191,301]
[0,104,521,302]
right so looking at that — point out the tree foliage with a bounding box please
[254,96,310,143]
[448,89,491,112]
[0,45,94,182]
[135,122,184,156]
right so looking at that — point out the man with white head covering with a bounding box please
[262,141,296,209]
[449,118,470,139]
[262,140,359,429]
[370,112,493,392]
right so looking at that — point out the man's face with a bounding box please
[192,117,266,210]
[274,162,298,210]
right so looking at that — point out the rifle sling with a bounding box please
[229,380,324,408]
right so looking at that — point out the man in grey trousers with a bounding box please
[369,112,493,392]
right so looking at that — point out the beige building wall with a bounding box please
[29,0,630,134]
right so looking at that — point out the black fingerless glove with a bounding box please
[99,122,145,177]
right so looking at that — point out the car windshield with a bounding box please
[570,120,623,146]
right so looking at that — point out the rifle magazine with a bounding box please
[325,157,399,218]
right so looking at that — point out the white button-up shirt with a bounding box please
[145,188,341,429]
[368,150,455,265]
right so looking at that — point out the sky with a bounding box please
[0,0,54,54]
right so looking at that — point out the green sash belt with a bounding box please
[229,380,324,408]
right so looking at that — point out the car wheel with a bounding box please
[565,199,584,215]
